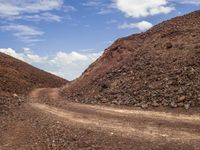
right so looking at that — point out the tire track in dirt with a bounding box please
[30,102,200,143]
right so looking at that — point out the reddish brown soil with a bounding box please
[61,10,200,109]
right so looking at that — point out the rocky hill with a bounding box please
[61,10,200,109]
[0,52,68,114]
[0,52,68,95]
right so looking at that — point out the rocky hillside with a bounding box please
[0,52,68,114]
[0,52,68,95]
[62,10,200,109]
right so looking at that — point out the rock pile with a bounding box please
[62,10,200,109]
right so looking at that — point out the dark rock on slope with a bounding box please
[62,10,200,109]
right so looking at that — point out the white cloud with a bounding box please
[171,0,200,5]
[0,48,24,61]
[26,54,48,63]
[0,0,75,22]
[0,0,63,18]
[53,51,88,64]
[20,12,62,22]
[23,48,32,54]
[0,24,44,44]
[0,48,102,80]
[0,1,75,44]
[113,0,175,18]
[0,48,48,63]
[51,51,102,79]
[118,21,153,31]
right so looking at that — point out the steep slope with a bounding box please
[62,10,200,109]
[0,52,68,95]
[0,52,68,114]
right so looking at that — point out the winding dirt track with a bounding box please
[30,102,200,141]
[28,88,200,149]
[1,88,200,150]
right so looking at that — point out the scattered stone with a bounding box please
[13,93,19,98]
[141,104,148,109]
[184,103,190,110]
[170,102,178,108]
[166,42,173,49]
[152,101,159,107]
[177,102,184,107]
[178,96,186,102]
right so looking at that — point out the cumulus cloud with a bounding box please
[51,51,102,79]
[0,24,44,44]
[119,21,153,31]
[53,51,88,64]
[0,48,102,80]
[26,54,48,63]
[0,48,24,61]
[113,0,175,18]
[0,48,48,63]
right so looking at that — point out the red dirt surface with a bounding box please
[61,10,200,109]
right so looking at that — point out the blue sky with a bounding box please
[0,0,199,80]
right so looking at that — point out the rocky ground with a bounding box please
[1,88,200,150]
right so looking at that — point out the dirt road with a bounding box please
[1,88,200,150]
[30,102,200,141]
